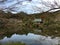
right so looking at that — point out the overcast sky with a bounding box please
[0,0,60,14]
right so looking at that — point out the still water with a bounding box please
[0,33,60,45]
[0,0,60,14]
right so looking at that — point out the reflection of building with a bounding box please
[33,19,43,24]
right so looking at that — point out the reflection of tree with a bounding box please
[41,0,60,12]
[0,0,60,13]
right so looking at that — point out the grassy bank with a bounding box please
[0,42,25,45]
[0,11,60,38]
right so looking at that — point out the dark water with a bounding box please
[0,33,60,45]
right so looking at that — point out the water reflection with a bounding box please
[0,0,60,14]
[0,33,60,45]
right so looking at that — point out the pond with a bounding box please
[0,33,60,45]
[0,0,60,45]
